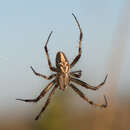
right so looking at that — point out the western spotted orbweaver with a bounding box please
[16,13,108,120]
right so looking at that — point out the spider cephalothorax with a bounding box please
[16,13,108,120]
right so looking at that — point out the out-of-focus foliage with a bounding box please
[1,94,130,130]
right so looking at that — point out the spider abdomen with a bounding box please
[56,51,70,73]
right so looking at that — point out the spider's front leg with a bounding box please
[16,79,56,103]
[70,13,83,68]
[44,31,57,72]
[35,84,58,120]
[70,83,107,108]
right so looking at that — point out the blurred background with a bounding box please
[0,0,130,130]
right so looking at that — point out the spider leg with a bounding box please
[70,13,83,68]
[30,66,56,80]
[44,31,57,72]
[35,84,58,120]
[69,83,107,108]
[16,79,56,103]
[70,74,108,90]
[70,70,82,78]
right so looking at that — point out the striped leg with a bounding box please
[70,75,108,90]
[16,79,56,103]
[69,83,107,108]
[44,31,57,72]
[30,66,56,80]
[70,13,83,68]
[35,84,58,120]
[70,70,82,78]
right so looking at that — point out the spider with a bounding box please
[16,13,108,120]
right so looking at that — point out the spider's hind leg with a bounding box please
[44,31,57,72]
[30,66,56,80]
[70,70,82,78]
[70,14,83,68]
